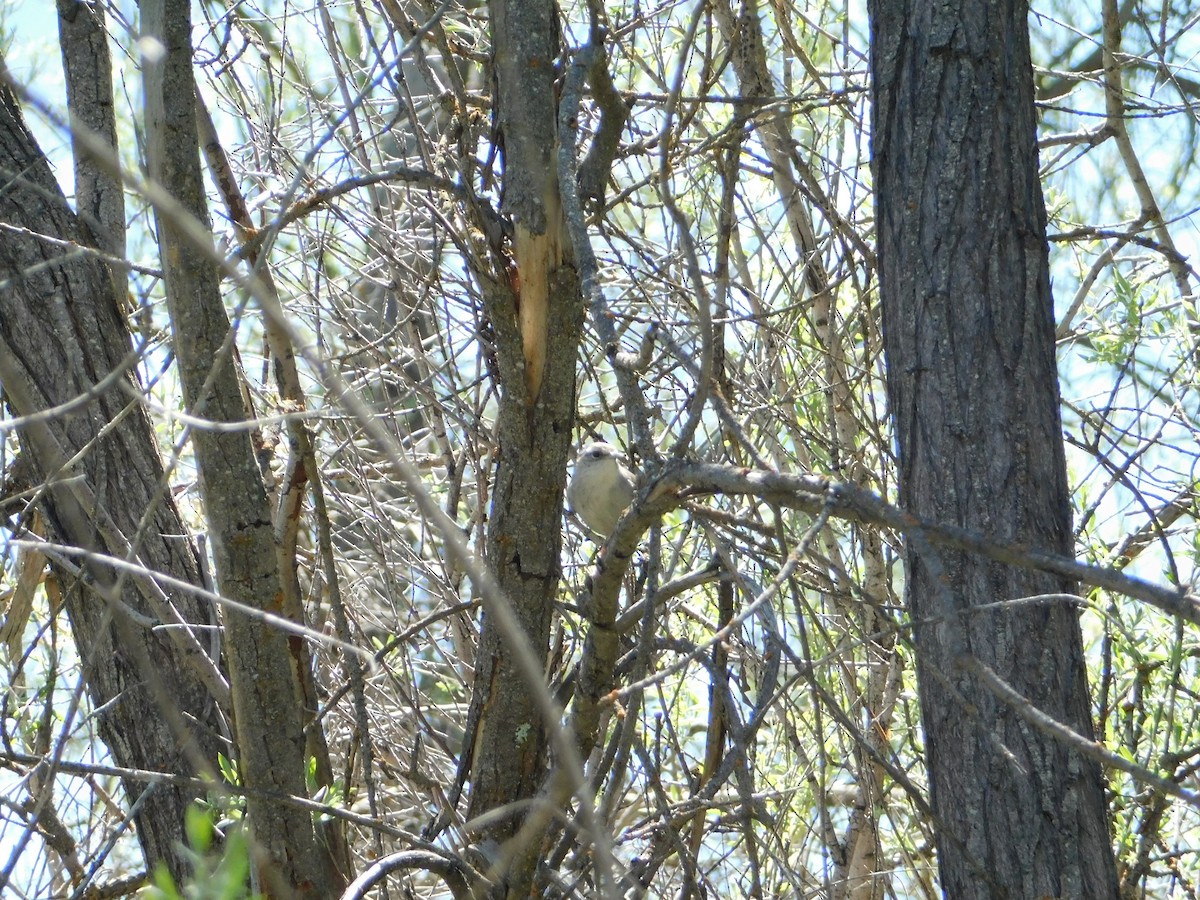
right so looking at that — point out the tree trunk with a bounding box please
[869,2,1119,897]
[0,76,225,887]
[457,0,583,895]
[57,0,125,292]
[139,0,344,893]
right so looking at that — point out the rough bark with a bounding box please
[462,268,581,897]
[457,0,583,894]
[56,1,124,261]
[869,2,1119,897]
[139,1,343,893]
[0,78,224,885]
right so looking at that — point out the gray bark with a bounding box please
[869,1,1119,896]
[0,77,224,886]
[138,0,343,893]
[56,0,125,277]
[456,0,585,894]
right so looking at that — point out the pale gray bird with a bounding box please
[567,442,636,539]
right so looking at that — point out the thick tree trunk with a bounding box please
[139,1,344,893]
[456,0,583,895]
[869,2,1119,897]
[0,79,225,886]
[462,269,580,898]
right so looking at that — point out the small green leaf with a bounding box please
[185,804,214,853]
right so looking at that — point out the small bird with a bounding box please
[566,442,636,539]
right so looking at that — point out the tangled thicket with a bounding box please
[2,0,1199,897]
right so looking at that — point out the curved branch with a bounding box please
[340,850,471,900]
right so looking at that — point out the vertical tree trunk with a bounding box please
[0,78,225,887]
[139,1,343,893]
[57,0,125,290]
[456,0,583,895]
[869,2,1119,896]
